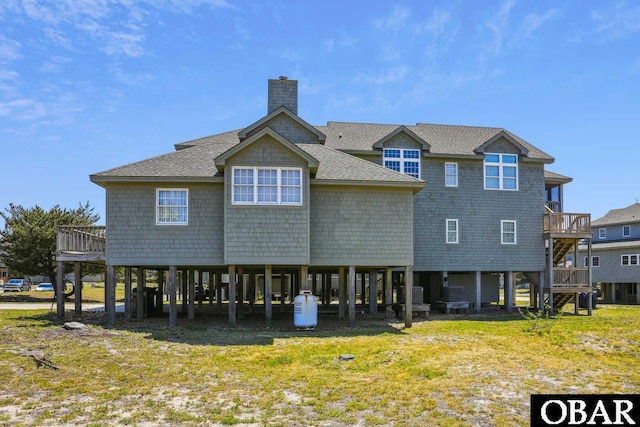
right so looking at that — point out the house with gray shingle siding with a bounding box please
[578,203,640,304]
[67,76,590,327]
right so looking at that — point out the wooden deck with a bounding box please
[56,225,106,263]
[543,212,592,239]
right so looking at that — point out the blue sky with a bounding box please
[1,0,639,225]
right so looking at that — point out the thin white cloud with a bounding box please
[415,9,458,61]
[280,48,302,62]
[0,98,47,120]
[101,31,146,58]
[374,5,410,32]
[356,65,410,85]
[0,35,22,63]
[483,0,515,58]
[521,9,560,39]
[591,3,640,40]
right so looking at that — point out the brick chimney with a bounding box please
[268,76,298,115]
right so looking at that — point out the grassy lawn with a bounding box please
[0,305,638,426]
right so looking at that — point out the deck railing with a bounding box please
[552,267,590,287]
[544,213,591,234]
[57,225,106,254]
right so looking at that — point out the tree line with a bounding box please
[0,202,100,291]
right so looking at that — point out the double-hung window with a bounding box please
[501,220,517,244]
[599,228,606,240]
[383,148,421,179]
[446,219,458,244]
[156,189,188,225]
[445,162,458,187]
[484,153,518,190]
[232,167,302,205]
[623,225,631,237]
[621,254,639,266]
[584,256,600,267]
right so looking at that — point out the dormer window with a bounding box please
[383,148,420,179]
[484,153,518,190]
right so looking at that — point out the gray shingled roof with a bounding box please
[93,118,554,183]
[317,122,554,161]
[592,203,640,226]
[91,142,235,181]
[544,170,573,183]
[299,144,422,184]
[92,132,422,187]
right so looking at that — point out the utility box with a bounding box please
[442,286,464,302]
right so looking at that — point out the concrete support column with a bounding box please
[300,265,309,292]
[124,267,132,322]
[264,265,272,325]
[188,269,195,320]
[74,262,82,316]
[169,266,177,328]
[237,268,244,320]
[338,268,346,320]
[216,272,222,312]
[348,266,356,327]
[56,261,65,320]
[312,272,317,296]
[404,266,413,328]
[228,265,237,325]
[251,272,258,313]
[181,270,187,314]
[106,265,116,327]
[137,268,144,319]
[156,270,164,314]
[475,271,481,314]
[197,270,204,306]
[385,268,392,306]
[505,271,513,314]
[369,269,378,314]
[539,269,546,315]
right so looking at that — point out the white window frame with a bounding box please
[445,162,458,187]
[446,219,458,244]
[501,220,517,244]
[156,188,188,225]
[599,228,606,239]
[484,153,518,190]
[231,167,303,206]
[623,225,631,237]
[383,148,421,179]
[621,254,639,266]
[585,256,600,267]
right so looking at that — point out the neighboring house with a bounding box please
[579,203,640,304]
[56,77,591,326]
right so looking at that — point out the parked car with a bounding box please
[34,283,54,292]
[3,279,30,292]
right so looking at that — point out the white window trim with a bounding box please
[623,225,631,237]
[156,188,189,225]
[383,148,421,179]
[501,220,517,245]
[446,219,458,244]
[621,254,639,266]
[231,167,303,206]
[599,228,606,239]
[483,153,518,191]
[445,162,458,187]
[585,256,600,267]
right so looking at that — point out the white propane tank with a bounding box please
[293,290,318,330]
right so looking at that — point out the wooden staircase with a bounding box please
[550,238,575,265]
[546,293,574,311]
